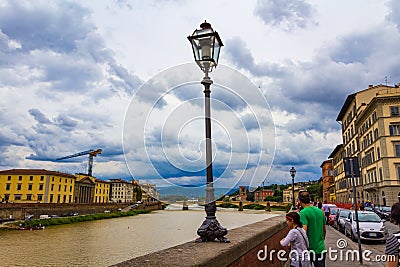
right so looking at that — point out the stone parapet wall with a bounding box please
[112,215,288,267]
[0,202,161,220]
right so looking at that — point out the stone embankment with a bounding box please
[112,215,288,267]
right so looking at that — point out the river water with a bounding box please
[0,206,280,267]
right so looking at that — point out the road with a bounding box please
[325,220,399,266]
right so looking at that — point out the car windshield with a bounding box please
[382,207,391,212]
[330,208,339,215]
[354,213,381,222]
[340,210,350,218]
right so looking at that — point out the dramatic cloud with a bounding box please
[254,0,317,31]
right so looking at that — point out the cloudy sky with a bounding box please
[1,0,400,191]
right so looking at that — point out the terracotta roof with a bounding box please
[0,169,76,179]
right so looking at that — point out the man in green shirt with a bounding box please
[298,190,326,267]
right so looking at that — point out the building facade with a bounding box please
[109,179,134,203]
[320,159,334,202]
[254,189,274,202]
[329,144,346,203]
[0,169,75,203]
[140,183,159,202]
[95,179,110,203]
[283,185,304,203]
[335,83,400,206]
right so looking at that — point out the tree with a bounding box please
[307,184,322,201]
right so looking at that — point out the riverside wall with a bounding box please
[0,202,162,220]
[112,215,289,267]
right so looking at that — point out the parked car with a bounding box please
[327,208,340,226]
[344,211,388,242]
[334,209,351,232]
[39,214,50,219]
[376,206,391,220]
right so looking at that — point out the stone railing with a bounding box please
[111,215,288,267]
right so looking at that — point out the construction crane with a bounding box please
[57,149,102,177]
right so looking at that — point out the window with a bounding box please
[51,184,54,191]
[70,186,72,192]
[50,194,53,203]
[380,167,383,181]
[6,184,10,190]
[374,129,379,140]
[17,184,22,190]
[18,176,22,181]
[58,185,61,191]
[37,195,43,201]
[377,147,380,159]
[391,106,399,116]
[39,184,44,190]
[390,124,400,136]
[26,194,32,201]
[30,176,33,181]
[64,185,67,192]
[395,144,400,157]
[52,177,54,181]
[7,176,11,180]
[28,184,33,191]
[14,194,22,201]
[40,176,44,181]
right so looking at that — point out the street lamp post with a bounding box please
[188,21,229,243]
[290,167,296,210]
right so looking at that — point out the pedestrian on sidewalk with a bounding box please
[280,211,311,267]
[385,202,400,267]
[298,191,326,267]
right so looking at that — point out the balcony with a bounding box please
[364,182,380,191]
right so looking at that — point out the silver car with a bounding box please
[344,211,388,242]
[334,209,350,232]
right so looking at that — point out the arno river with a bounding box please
[0,205,279,267]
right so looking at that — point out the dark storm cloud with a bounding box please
[55,114,78,129]
[329,33,379,64]
[226,37,286,78]
[28,109,51,124]
[0,1,141,93]
[254,0,317,31]
[0,1,93,53]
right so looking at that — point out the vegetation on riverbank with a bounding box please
[6,210,151,229]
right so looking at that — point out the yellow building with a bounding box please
[0,169,75,203]
[356,87,400,206]
[283,185,304,204]
[336,83,400,206]
[329,144,345,203]
[95,179,110,203]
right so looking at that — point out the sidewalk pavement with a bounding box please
[284,225,388,266]
[324,225,386,266]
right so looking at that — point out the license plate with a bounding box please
[369,233,377,237]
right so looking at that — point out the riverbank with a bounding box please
[1,209,151,230]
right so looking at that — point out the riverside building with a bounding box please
[332,83,400,206]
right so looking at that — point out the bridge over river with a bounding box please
[0,208,282,266]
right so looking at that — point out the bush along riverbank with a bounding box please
[5,210,151,230]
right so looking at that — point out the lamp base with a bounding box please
[195,216,230,243]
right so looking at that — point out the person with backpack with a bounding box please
[385,202,400,267]
[280,211,311,267]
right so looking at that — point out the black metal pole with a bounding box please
[350,158,363,264]
[196,74,229,243]
[292,175,295,210]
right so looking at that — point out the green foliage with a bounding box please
[14,210,151,228]
[265,196,283,202]
[246,191,254,202]
[307,184,323,201]
[217,203,239,208]
[243,203,265,210]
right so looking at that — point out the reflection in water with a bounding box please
[0,209,279,267]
